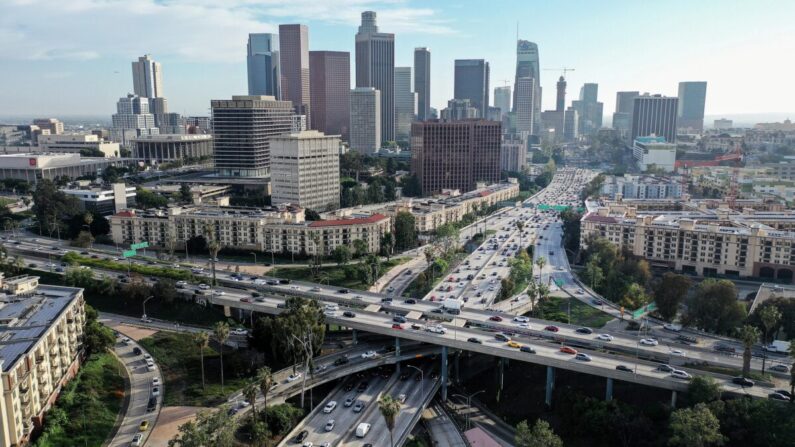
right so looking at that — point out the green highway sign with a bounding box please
[632,302,658,319]
[122,249,137,258]
[131,242,149,250]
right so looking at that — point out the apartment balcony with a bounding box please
[20,394,30,406]
[22,422,33,435]
[35,355,44,365]
[38,374,47,385]
[37,363,46,375]
[19,385,29,395]
[22,402,32,417]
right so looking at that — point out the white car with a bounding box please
[670,369,691,380]
[325,419,335,431]
[287,373,302,382]
[361,350,377,359]
[131,433,144,446]
[310,287,321,292]
[518,322,530,328]
[323,401,337,413]
[152,377,160,386]
[146,360,156,372]
[513,316,530,323]
[231,328,248,336]
[175,280,187,288]
[596,334,614,342]
[670,349,687,357]
[212,289,225,296]
[426,325,447,334]
[639,338,659,346]
[397,393,407,403]
[198,283,210,290]
[663,323,683,332]
[151,386,160,397]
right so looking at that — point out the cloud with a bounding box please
[0,0,454,64]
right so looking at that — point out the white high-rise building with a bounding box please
[349,87,381,155]
[131,54,163,99]
[271,130,341,212]
[493,86,511,119]
[111,94,159,148]
[394,67,416,143]
[355,11,394,144]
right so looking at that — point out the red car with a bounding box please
[544,325,559,332]
[559,346,577,355]
[240,298,251,303]
[391,323,404,330]
[489,316,503,322]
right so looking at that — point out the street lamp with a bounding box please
[407,365,424,399]
[142,295,154,320]
[249,252,257,265]
[453,389,485,430]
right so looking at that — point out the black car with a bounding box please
[495,333,510,342]
[393,316,407,324]
[266,280,278,286]
[338,288,349,294]
[769,392,790,401]
[357,382,368,392]
[615,365,633,373]
[343,311,356,318]
[775,389,793,400]
[657,364,675,373]
[251,292,261,298]
[431,308,443,314]
[732,377,755,387]
[575,327,593,335]
[467,337,482,344]
[404,299,417,304]
[294,430,308,443]
[147,396,157,412]
[334,356,350,366]
[520,346,536,354]
[133,347,142,355]
[278,279,291,285]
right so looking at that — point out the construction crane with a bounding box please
[544,67,576,78]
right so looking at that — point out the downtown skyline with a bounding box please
[1,0,794,119]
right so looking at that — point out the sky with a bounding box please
[1,0,794,121]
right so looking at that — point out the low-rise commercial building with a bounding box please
[60,182,136,215]
[132,134,213,163]
[38,134,120,158]
[0,153,134,184]
[633,136,676,172]
[600,174,685,200]
[0,276,86,447]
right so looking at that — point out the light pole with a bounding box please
[250,252,257,265]
[453,389,485,430]
[407,365,424,399]
[142,295,154,320]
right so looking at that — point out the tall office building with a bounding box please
[394,67,417,142]
[454,59,489,118]
[355,11,395,143]
[410,119,502,196]
[613,91,640,139]
[210,95,294,177]
[279,24,311,126]
[271,130,341,211]
[556,76,566,112]
[309,51,350,141]
[247,33,281,98]
[631,94,678,143]
[513,41,541,133]
[349,88,381,155]
[540,111,564,142]
[414,47,431,121]
[571,83,603,135]
[111,94,159,147]
[440,99,479,120]
[677,81,708,132]
[564,107,579,142]
[131,54,163,99]
[514,77,535,134]
[32,118,64,135]
[493,86,511,119]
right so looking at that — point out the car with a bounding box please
[506,341,521,349]
[775,389,793,400]
[212,289,225,296]
[657,364,675,372]
[146,360,156,372]
[344,397,355,407]
[310,287,321,292]
[596,334,614,342]
[176,280,187,288]
[616,365,633,373]
[714,344,737,354]
[663,323,683,332]
[287,373,302,382]
[361,350,377,359]
[489,315,503,322]
[732,377,755,387]
[151,386,160,397]
[559,346,577,355]
[670,369,691,380]
[404,299,417,304]
[278,279,291,285]
[323,401,337,413]
[132,347,142,355]
[576,289,584,295]
[426,325,447,334]
[575,327,593,334]
[152,377,160,386]
[337,288,349,294]
[139,420,150,431]
[240,297,251,303]
[294,430,309,443]
[639,338,659,346]
[669,349,687,357]
[231,328,248,336]
[513,316,530,323]
[575,353,592,362]
[770,364,791,373]
[544,325,560,332]
[391,323,404,330]
[397,393,407,403]
[495,333,510,342]
[353,401,365,413]
[343,311,356,318]
[198,283,210,290]
[334,356,349,366]
[325,419,335,431]
[393,315,407,323]
[768,392,790,401]
[520,345,536,354]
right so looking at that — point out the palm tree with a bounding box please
[193,332,209,390]
[378,394,402,447]
[535,256,546,278]
[516,221,525,248]
[213,321,230,392]
[760,306,782,374]
[737,325,761,378]
[203,224,221,286]
[243,380,259,426]
[790,344,795,402]
[256,366,273,417]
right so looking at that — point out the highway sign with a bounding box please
[131,242,149,250]
[631,302,657,319]
[122,249,136,258]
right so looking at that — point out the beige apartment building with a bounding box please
[0,276,86,447]
[581,202,795,282]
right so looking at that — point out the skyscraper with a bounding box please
[571,83,603,135]
[355,11,395,143]
[349,87,381,155]
[556,76,567,112]
[247,33,281,98]
[211,95,294,178]
[514,77,535,134]
[613,91,640,139]
[279,24,311,126]
[493,86,511,119]
[631,94,678,143]
[454,59,489,118]
[677,81,707,132]
[513,41,541,132]
[410,119,501,196]
[111,94,159,148]
[440,99,479,120]
[394,67,416,143]
[309,51,350,141]
[271,130,341,211]
[414,47,431,121]
[131,54,163,99]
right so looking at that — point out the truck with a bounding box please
[442,298,462,311]
[763,340,791,354]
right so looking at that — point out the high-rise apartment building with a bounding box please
[111,94,159,147]
[493,86,511,119]
[454,59,489,118]
[355,11,395,143]
[394,67,417,143]
[309,51,350,141]
[414,48,431,121]
[632,94,679,143]
[271,130,341,211]
[349,87,381,155]
[440,99,479,120]
[571,83,603,135]
[514,77,535,134]
[677,81,707,132]
[131,54,163,99]
[540,111,565,142]
[410,119,501,196]
[555,76,566,112]
[279,24,311,126]
[210,95,293,177]
[247,33,281,98]
[32,118,64,135]
[513,41,541,132]
[613,91,640,138]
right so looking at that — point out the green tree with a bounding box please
[759,305,782,374]
[435,223,460,255]
[213,322,230,392]
[352,239,369,258]
[203,224,221,286]
[152,278,178,305]
[654,273,692,321]
[380,232,395,260]
[668,403,725,447]
[82,307,115,356]
[534,256,546,277]
[256,366,273,434]
[394,211,417,251]
[193,332,209,391]
[683,279,746,335]
[515,419,563,447]
[31,178,81,238]
[620,282,649,310]
[180,183,192,203]
[331,245,352,266]
[583,255,604,290]
[135,187,169,209]
[243,380,259,427]
[736,325,760,378]
[378,394,402,447]
[168,408,236,447]
[687,376,722,405]
[498,277,515,302]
